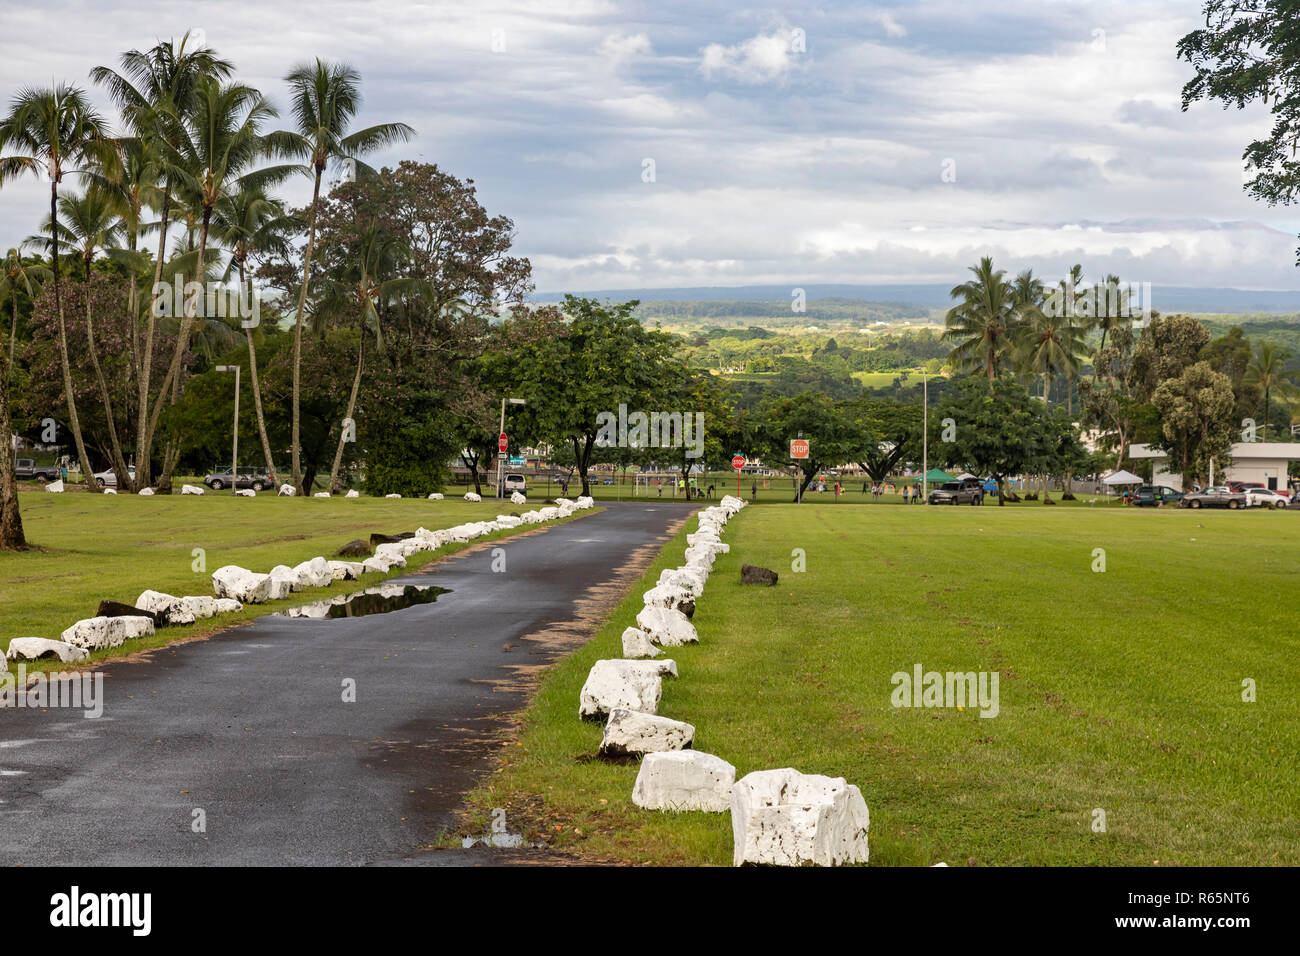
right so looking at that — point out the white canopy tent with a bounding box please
[1103,470,1142,486]
[1102,469,1143,504]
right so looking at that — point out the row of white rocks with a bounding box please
[3,495,596,666]
[47,482,538,503]
[577,494,871,866]
[209,496,595,605]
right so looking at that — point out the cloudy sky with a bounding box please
[1,0,1297,293]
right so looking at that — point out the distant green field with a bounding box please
[469,503,1300,865]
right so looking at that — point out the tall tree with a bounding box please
[92,33,235,490]
[1152,361,1237,487]
[272,59,414,494]
[315,221,424,493]
[34,189,138,486]
[146,76,289,490]
[0,249,45,548]
[213,186,298,480]
[1243,341,1298,439]
[942,256,1019,385]
[0,84,114,490]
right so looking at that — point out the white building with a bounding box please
[1128,442,1300,491]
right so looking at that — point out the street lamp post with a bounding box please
[216,365,240,496]
[920,366,928,505]
[497,397,525,499]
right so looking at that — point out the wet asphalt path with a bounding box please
[0,502,685,865]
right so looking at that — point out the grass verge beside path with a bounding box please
[466,503,1300,866]
[2,492,589,676]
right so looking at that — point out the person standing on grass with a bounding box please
[835,481,842,498]
[751,479,758,500]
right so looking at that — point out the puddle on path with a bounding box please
[275,584,451,620]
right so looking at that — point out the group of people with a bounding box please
[859,481,922,502]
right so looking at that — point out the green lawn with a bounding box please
[1,491,583,674]
[466,503,1300,865]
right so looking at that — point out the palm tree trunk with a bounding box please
[135,188,172,491]
[9,293,18,376]
[82,258,130,486]
[49,185,95,491]
[154,211,212,493]
[327,325,364,493]
[239,264,277,482]
[291,170,323,495]
[0,299,26,548]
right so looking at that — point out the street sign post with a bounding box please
[732,455,745,497]
[790,438,809,504]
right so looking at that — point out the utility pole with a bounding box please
[921,366,928,505]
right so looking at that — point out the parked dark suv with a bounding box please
[1133,485,1184,507]
[928,480,984,505]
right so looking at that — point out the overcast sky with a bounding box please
[1,0,1297,294]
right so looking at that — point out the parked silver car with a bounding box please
[93,466,135,489]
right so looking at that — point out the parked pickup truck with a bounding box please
[14,458,60,482]
[1179,486,1247,510]
[928,480,984,505]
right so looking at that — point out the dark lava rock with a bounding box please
[96,600,160,626]
[337,539,372,557]
[369,532,405,548]
[678,599,696,618]
[740,564,779,586]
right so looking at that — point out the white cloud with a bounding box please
[699,28,802,85]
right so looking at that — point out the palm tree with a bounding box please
[145,76,292,490]
[1244,342,1299,439]
[315,222,422,493]
[942,256,1019,385]
[33,189,140,486]
[212,186,298,481]
[92,33,234,489]
[84,135,163,418]
[1015,269,1086,404]
[0,84,114,491]
[1,247,51,378]
[273,59,414,494]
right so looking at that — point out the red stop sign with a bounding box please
[498,433,508,453]
[731,455,746,470]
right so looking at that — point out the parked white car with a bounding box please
[1245,487,1289,509]
[503,473,527,493]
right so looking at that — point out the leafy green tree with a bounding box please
[1151,361,1237,487]
[843,397,922,483]
[1179,2,1300,263]
[504,297,677,497]
[934,376,1057,504]
[755,391,864,501]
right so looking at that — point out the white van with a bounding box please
[503,474,527,493]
